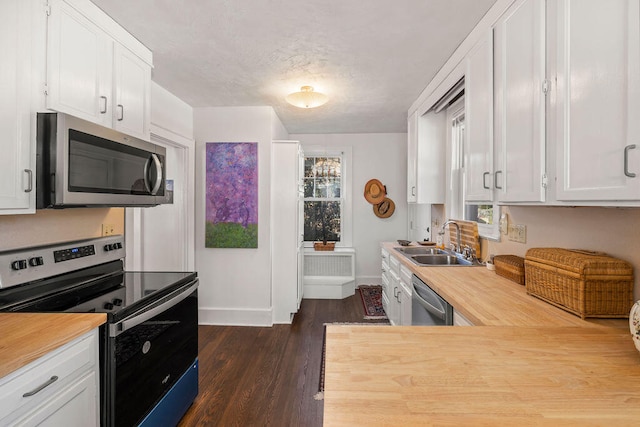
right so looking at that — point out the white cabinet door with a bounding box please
[271,141,301,323]
[0,0,35,213]
[407,110,446,204]
[47,0,112,127]
[113,44,151,140]
[15,372,97,427]
[407,112,418,203]
[554,0,640,201]
[399,282,412,326]
[465,32,495,202]
[494,0,546,203]
[387,270,400,326]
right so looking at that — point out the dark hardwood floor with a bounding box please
[178,289,388,427]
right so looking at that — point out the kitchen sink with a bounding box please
[394,246,479,266]
[410,254,473,266]
[394,247,447,255]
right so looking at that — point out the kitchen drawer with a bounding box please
[400,264,412,287]
[0,330,96,423]
[389,254,401,275]
[381,248,390,269]
[381,272,390,298]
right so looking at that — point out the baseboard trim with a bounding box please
[198,307,273,326]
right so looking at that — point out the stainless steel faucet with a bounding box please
[442,220,461,253]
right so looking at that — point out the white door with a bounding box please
[47,0,112,127]
[494,0,546,203]
[0,0,34,213]
[126,137,192,272]
[465,32,494,202]
[555,0,640,201]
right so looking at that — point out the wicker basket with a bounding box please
[314,242,335,251]
[524,248,634,319]
[494,255,525,285]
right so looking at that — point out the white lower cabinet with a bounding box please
[453,309,474,326]
[388,269,401,326]
[0,329,100,427]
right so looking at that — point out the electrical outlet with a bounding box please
[102,224,115,236]
[508,224,526,243]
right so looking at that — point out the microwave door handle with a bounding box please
[143,157,152,193]
[149,154,163,195]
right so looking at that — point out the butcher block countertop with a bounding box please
[0,313,106,378]
[324,325,640,426]
[381,242,625,328]
[322,243,638,425]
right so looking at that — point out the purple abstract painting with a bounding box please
[205,142,258,248]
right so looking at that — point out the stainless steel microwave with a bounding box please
[36,112,166,208]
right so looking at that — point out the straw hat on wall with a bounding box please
[364,179,386,204]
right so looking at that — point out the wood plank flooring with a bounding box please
[178,290,388,427]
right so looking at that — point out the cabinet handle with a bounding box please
[23,169,33,193]
[23,376,58,397]
[411,186,416,196]
[482,172,490,189]
[494,170,503,189]
[393,286,398,298]
[396,289,401,302]
[624,144,636,178]
[117,104,124,121]
[100,96,108,114]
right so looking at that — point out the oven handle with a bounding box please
[109,281,198,337]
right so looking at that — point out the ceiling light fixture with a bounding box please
[285,85,328,108]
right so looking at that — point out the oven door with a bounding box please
[104,280,198,427]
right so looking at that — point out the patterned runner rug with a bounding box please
[357,285,388,320]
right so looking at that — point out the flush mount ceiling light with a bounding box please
[285,85,328,108]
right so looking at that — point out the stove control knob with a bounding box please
[103,302,114,310]
[114,242,123,249]
[104,244,114,252]
[112,298,123,306]
[28,257,44,267]
[11,260,27,270]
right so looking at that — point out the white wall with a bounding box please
[194,106,286,326]
[485,205,640,300]
[291,133,408,286]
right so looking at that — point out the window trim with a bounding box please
[302,145,352,248]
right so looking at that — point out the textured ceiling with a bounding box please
[91,0,496,134]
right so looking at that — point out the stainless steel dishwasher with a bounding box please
[411,275,453,325]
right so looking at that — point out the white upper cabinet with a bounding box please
[0,0,35,213]
[493,0,546,203]
[113,44,151,138]
[553,0,640,202]
[407,110,446,204]
[46,0,152,140]
[407,112,418,203]
[46,0,112,128]
[465,32,494,202]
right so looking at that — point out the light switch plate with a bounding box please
[508,224,526,243]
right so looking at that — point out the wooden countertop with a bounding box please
[0,313,106,378]
[381,242,625,328]
[324,325,640,426]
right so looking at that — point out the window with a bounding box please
[301,147,352,247]
[447,98,500,240]
[303,155,342,242]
